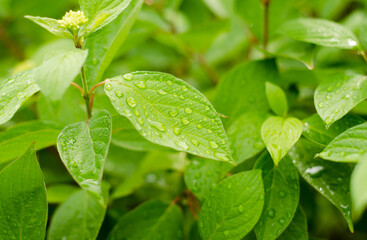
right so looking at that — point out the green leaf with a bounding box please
[317,122,367,162]
[280,18,360,49]
[289,139,354,232]
[105,71,233,163]
[0,121,61,164]
[84,0,144,87]
[0,144,47,240]
[33,49,88,101]
[261,116,302,166]
[302,114,365,146]
[108,199,183,240]
[46,184,79,204]
[314,71,367,127]
[265,82,288,117]
[351,159,367,220]
[198,170,264,240]
[48,190,106,240]
[184,157,232,201]
[277,207,308,240]
[0,71,40,125]
[57,110,112,198]
[80,0,132,37]
[254,153,299,240]
[25,15,73,39]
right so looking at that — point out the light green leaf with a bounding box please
[254,153,299,240]
[0,121,61,164]
[314,71,367,127]
[57,110,112,198]
[84,0,144,88]
[48,190,106,240]
[105,71,233,163]
[280,18,360,49]
[289,139,354,232]
[351,159,367,220]
[277,207,308,240]
[198,170,264,240]
[25,15,73,39]
[0,71,40,125]
[33,49,88,101]
[0,144,47,240]
[107,199,183,240]
[265,82,288,117]
[261,116,302,166]
[80,0,132,37]
[317,122,367,162]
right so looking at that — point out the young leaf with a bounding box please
[289,139,354,232]
[84,0,144,88]
[261,116,302,166]
[265,82,288,117]
[198,170,264,240]
[108,200,183,239]
[277,207,308,240]
[351,159,367,220]
[80,0,132,37]
[48,190,106,240]
[33,49,88,101]
[0,71,40,125]
[57,110,112,197]
[0,144,47,240]
[25,15,73,39]
[254,153,299,240]
[104,71,233,163]
[0,121,61,164]
[314,71,367,127]
[280,18,360,49]
[317,122,367,162]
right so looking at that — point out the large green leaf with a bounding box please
[289,139,354,232]
[33,49,88,101]
[280,18,360,49]
[107,200,183,240]
[351,159,367,220]
[0,144,47,240]
[84,0,144,87]
[302,114,365,146]
[0,121,61,164]
[57,110,112,198]
[198,170,264,240]
[265,82,288,117]
[277,206,308,240]
[104,71,233,163]
[261,116,302,166]
[314,71,367,127]
[0,71,39,125]
[48,190,106,240]
[254,153,299,240]
[317,122,367,162]
[25,15,73,39]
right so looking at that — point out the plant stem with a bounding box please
[360,50,367,63]
[71,82,84,95]
[80,66,92,120]
[262,0,270,51]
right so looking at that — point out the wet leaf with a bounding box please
[277,206,308,240]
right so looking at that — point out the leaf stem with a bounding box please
[88,79,109,96]
[71,82,84,95]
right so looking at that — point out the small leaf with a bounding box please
[198,170,264,240]
[107,199,183,240]
[48,190,106,240]
[254,153,299,240]
[105,71,233,163]
[33,49,88,101]
[289,139,354,232]
[0,144,47,240]
[351,159,367,220]
[317,122,367,162]
[0,121,61,164]
[280,18,360,49]
[57,110,112,198]
[277,206,308,240]
[0,71,40,125]
[314,71,367,127]
[25,15,73,39]
[261,116,302,166]
[265,82,288,117]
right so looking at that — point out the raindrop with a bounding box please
[197,124,203,129]
[191,139,199,146]
[69,160,77,168]
[123,73,133,81]
[123,109,132,117]
[166,80,173,86]
[137,118,144,125]
[148,119,166,132]
[318,103,324,108]
[181,86,188,91]
[157,89,168,95]
[173,127,181,135]
[210,141,219,149]
[134,81,146,89]
[207,129,212,133]
[176,141,189,150]
[184,108,192,114]
[325,117,334,126]
[179,95,185,100]
[105,84,113,91]
[305,166,324,177]
[169,109,178,117]
[181,117,190,125]
[267,209,276,218]
[115,90,123,98]
[127,97,137,108]
[238,205,244,213]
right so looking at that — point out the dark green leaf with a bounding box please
[277,206,308,240]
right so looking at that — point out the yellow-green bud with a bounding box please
[58,10,88,31]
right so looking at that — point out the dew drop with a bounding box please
[135,81,146,89]
[325,117,334,126]
[157,89,168,95]
[173,127,182,135]
[179,95,185,100]
[123,73,133,81]
[105,84,113,91]
[181,117,190,125]
[137,118,144,125]
[148,119,166,132]
[169,109,179,117]
[166,80,173,86]
[318,103,324,108]
[238,205,244,213]
[191,139,199,146]
[305,166,324,177]
[123,109,132,117]
[184,108,192,114]
[133,109,140,116]
[210,141,219,149]
[115,90,123,98]
[267,209,276,218]
[197,124,203,129]
[278,217,285,225]
[181,86,188,91]
[176,141,189,150]
[69,160,77,168]
[207,129,212,133]
[127,97,137,108]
